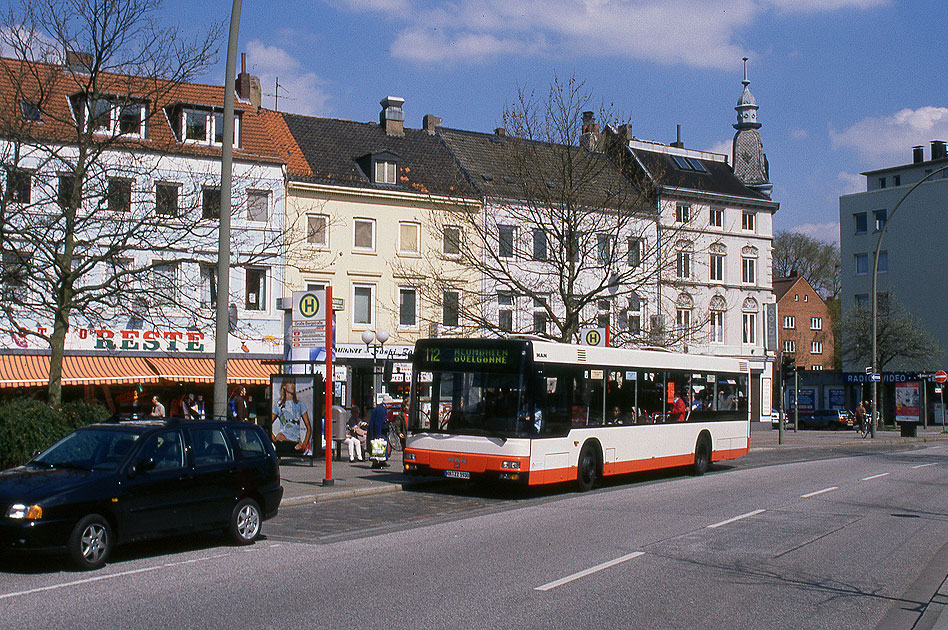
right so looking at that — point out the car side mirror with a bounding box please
[129,457,156,478]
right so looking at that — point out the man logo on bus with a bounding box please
[585,330,601,346]
[299,293,320,319]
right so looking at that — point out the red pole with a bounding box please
[323,286,334,485]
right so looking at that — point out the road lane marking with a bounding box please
[535,552,644,591]
[707,509,766,529]
[801,486,838,498]
[0,553,229,601]
[912,463,937,469]
[862,473,890,481]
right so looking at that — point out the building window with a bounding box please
[811,365,824,371]
[443,226,461,256]
[202,186,221,219]
[783,316,795,329]
[20,101,41,121]
[353,285,374,326]
[676,251,691,279]
[498,292,514,332]
[810,317,822,330]
[709,253,724,282]
[741,256,756,284]
[532,310,547,335]
[878,251,888,273]
[57,175,76,208]
[628,238,641,267]
[1,250,30,297]
[246,190,268,222]
[245,268,266,311]
[811,341,823,354]
[151,261,178,302]
[399,222,420,255]
[533,229,547,261]
[874,209,887,231]
[742,211,756,231]
[181,109,239,147]
[855,253,868,275]
[709,207,723,228]
[742,312,757,344]
[878,177,886,189]
[675,204,690,223]
[854,212,867,234]
[710,310,724,343]
[107,178,132,213]
[628,292,642,336]
[374,160,397,185]
[498,225,515,258]
[307,214,328,246]
[5,168,31,203]
[783,340,795,353]
[399,288,417,327]
[597,299,611,329]
[353,218,375,251]
[87,98,145,137]
[200,264,217,308]
[156,183,179,217]
[894,175,901,186]
[854,294,869,307]
[597,234,613,265]
[442,290,460,328]
[676,309,691,341]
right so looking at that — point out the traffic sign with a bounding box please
[869,373,881,382]
[935,370,947,384]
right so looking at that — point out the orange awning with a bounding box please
[145,357,278,385]
[0,355,161,388]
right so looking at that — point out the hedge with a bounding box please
[0,399,110,469]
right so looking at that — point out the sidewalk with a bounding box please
[277,424,948,507]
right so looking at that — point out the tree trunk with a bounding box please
[47,311,68,407]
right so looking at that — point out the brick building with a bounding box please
[774,274,834,371]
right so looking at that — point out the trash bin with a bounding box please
[898,421,918,437]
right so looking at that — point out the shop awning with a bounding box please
[145,357,278,385]
[0,355,161,388]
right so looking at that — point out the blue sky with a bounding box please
[165,0,948,244]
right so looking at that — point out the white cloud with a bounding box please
[246,40,332,116]
[830,106,948,166]
[329,0,886,68]
[790,128,808,139]
[789,221,841,244]
[837,171,864,195]
[702,139,732,160]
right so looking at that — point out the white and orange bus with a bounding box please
[404,338,750,490]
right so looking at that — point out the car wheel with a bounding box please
[576,443,599,492]
[68,514,112,571]
[693,435,711,476]
[230,498,261,545]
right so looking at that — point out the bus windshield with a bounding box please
[414,370,534,438]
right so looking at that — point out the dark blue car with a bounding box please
[0,418,283,570]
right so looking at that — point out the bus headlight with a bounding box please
[501,461,520,470]
[7,503,42,519]
[404,452,416,461]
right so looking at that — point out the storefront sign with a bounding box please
[11,327,282,355]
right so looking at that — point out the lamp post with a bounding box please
[361,329,389,406]
[870,163,948,437]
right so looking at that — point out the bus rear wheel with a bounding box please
[693,435,711,476]
[576,443,599,492]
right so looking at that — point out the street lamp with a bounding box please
[361,329,389,406]
[870,163,948,437]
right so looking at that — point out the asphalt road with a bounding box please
[3,442,948,629]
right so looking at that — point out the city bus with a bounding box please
[404,337,750,490]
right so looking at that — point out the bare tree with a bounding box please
[772,230,840,299]
[402,77,699,346]
[0,0,277,405]
[840,300,942,371]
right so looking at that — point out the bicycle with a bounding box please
[858,416,871,438]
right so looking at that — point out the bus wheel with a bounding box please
[576,443,599,492]
[693,435,711,476]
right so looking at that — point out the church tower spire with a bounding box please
[731,57,772,197]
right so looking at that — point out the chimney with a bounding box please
[581,111,601,151]
[423,114,442,135]
[913,145,924,164]
[932,140,947,161]
[236,53,261,111]
[616,123,635,141]
[670,124,684,148]
[494,127,505,136]
[65,50,94,74]
[380,96,405,137]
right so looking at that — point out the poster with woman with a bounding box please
[270,375,314,455]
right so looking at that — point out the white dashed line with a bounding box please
[862,473,890,481]
[801,486,838,498]
[912,463,937,469]
[535,551,645,591]
[707,509,766,529]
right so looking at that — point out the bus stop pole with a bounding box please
[323,286,334,486]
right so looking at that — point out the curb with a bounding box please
[281,484,404,507]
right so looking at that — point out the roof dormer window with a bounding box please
[75,95,146,138]
[175,107,240,147]
[375,159,397,185]
[671,155,707,172]
[358,151,400,186]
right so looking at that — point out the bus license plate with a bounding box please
[444,470,470,479]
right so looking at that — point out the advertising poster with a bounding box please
[895,381,920,422]
[826,387,846,410]
[785,387,816,412]
[270,375,316,455]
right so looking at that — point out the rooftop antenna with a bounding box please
[742,56,749,87]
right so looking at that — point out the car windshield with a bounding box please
[416,370,532,438]
[32,428,142,472]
